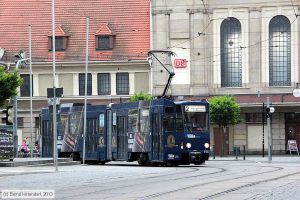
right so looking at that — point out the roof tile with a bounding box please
[95,24,114,35]
[0,0,150,62]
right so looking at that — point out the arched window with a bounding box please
[221,17,242,87]
[269,15,291,86]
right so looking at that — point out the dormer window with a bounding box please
[48,25,68,51]
[97,35,113,50]
[48,36,68,51]
[95,24,115,50]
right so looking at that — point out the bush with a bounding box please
[130,92,154,102]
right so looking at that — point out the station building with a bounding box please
[150,0,300,155]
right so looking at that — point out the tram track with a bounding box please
[58,165,227,199]
[198,170,300,200]
[138,165,286,200]
[59,165,203,189]
[58,164,281,199]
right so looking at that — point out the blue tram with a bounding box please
[40,103,108,163]
[40,98,210,166]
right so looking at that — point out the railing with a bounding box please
[18,145,40,158]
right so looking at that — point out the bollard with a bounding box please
[243,145,246,160]
[212,144,215,159]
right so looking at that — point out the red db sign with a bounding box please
[174,59,187,68]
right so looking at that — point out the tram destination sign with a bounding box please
[185,105,206,112]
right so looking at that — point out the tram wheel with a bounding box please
[166,162,177,167]
[71,153,81,161]
[137,154,149,166]
[194,160,205,165]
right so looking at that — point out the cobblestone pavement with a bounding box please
[0,157,300,199]
[248,181,300,200]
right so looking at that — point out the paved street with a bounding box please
[1,156,300,200]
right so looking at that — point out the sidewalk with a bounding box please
[0,157,80,167]
[209,155,300,163]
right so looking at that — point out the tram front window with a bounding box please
[184,112,207,132]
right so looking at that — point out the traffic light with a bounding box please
[266,107,270,118]
[3,106,14,125]
[265,107,275,118]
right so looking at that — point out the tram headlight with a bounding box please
[186,143,192,149]
[204,143,210,148]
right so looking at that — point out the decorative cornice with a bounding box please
[152,9,173,15]
[186,8,213,14]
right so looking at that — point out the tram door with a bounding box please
[152,114,163,160]
[117,117,127,159]
[86,118,97,157]
[106,110,112,160]
[41,119,53,157]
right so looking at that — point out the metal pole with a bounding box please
[13,92,18,158]
[14,58,30,158]
[212,144,215,159]
[262,102,265,157]
[82,17,89,165]
[243,145,245,160]
[29,25,33,158]
[267,97,271,163]
[52,0,58,172]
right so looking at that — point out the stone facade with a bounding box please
[151,0,300,154]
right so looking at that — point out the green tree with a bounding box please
[130,92,154,102]
[0,68,23,107]
[209,95,241,157]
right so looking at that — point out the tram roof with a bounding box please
[174,100,209,105]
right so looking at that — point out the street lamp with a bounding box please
[14,57,30,158]
[293,83,300,97]
[265,97,275,163]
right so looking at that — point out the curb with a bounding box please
[0,158,78,167]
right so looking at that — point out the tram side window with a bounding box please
[176,118,184,132]
[112,112,117,134]
[98,113,105,134]
[60,114,69,135]
[164,115,174,132]
[140,109,150,133]
[70,112,83,137]
[152,114,159,133]
[164,107,174,132]
[112,125,117,135]
[128,109,138,133]
[175,105,183,132]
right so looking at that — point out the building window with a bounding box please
[97,73,111,95]
[35,117,39,128]
[17,117,23,128]
[96,36,113,50]
[20,74,32,97]
[48,36,68,51]
[79,73,92,96]
[116,73,129,95]
[245,113,267,123]
[269,15,291,86]
[220,17,242,87]
[285,113,300,122]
